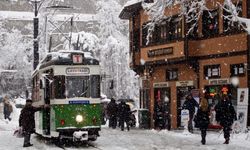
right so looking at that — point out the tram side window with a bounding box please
[66,76,90,98]
[54,76,66,99]
[91,75,100,98]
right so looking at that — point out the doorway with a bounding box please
[176,86,195,127]
[154,88,171,130]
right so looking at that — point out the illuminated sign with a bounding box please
[72,54,83,64]
[66,67,90,75]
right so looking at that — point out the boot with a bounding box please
[201,137,206,145]
[223,138,229,144]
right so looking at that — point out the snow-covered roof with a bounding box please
[124,0,142,7]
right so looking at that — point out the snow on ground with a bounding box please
[1,105,250,149]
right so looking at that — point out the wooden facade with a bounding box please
[120,0,250,129]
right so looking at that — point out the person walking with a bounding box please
[215,94,236,144]
[107,98,118,129]
[3,96,13,121]
[19,99,47,147]
[118,101,131,131]
[195,98,210,145]
[182,94,199,133]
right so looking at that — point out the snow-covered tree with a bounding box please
[142,0,250,40]
[96,0,139,100]
[0,20,33,96]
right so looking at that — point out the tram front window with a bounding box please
[91,75,100,98]
[66,76,90,98]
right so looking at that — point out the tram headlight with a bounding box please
[76,115,83,123]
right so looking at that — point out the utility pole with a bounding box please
[31,0,41,70]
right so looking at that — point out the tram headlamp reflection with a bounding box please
[76,115,83,123]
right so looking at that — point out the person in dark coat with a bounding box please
[182,94,199,133]
[215,95,236,144]
[118,101,131,131]
[3,97,13,121]
[195,98,210,145]
[19,99,46,147]
[107,98,118,129]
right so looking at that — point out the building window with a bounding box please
[169,17,182,40]
[223,2,243,33]
[202,10,219,37]
[230,63,245,76]
[166,69,178,81]
[142,17,182,46]
[204,65,221,79]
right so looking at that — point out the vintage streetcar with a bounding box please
[31,50,101,142]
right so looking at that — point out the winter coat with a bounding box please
[3,102,12,116]
[118,102,131,121]
[107,101,118,117]
[195,108,210,129]
[19,105,42,133]
[215,100,236,127]
[182,97,199,116]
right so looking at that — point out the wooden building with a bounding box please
[119,0,250,129]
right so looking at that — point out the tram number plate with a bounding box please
[69,100,90,104]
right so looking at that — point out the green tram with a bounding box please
[32,50,101,142]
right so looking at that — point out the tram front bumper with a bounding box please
[73,131,88,141]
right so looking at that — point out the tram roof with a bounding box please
[34,50,99,73]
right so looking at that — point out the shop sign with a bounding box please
[176,81,194,87]
[148,47,173,58]
[181,109,189,127]
[66,67,90,75]
[237,88,249,106]
[209,78,229,85]
[236,105,248,131]
[153,82,169,88]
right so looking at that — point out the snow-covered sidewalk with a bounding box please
[1,106,250,150]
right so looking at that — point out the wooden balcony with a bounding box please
[188,33,248,57]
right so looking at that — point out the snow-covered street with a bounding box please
[1,112,250,150]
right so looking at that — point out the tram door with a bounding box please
[176,86,195,127]
[43,78,50,135]
[154,88,171,130]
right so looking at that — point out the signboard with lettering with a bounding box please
[153,82,169,88]
[208,78,229,85]
[176,81,194,87]
[66,67,90,75]
[148,47,173,58]
[72,54,83,64]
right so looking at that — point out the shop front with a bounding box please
[204,78,237,128]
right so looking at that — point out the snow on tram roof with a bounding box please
[32,50,96,75]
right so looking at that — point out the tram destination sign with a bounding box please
[66,67,90,75]
[69,100,90,104]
